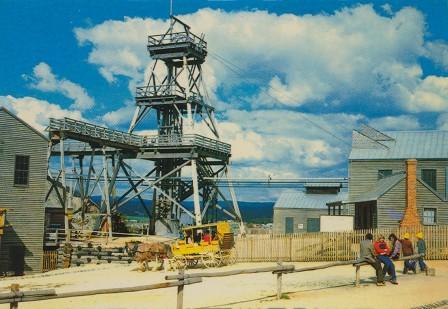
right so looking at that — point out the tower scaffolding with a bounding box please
[129,15,245,234]
[45,16,245,238]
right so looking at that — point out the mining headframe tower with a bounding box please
[46,16,244,239]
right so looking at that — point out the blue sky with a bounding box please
[1,0,448,200]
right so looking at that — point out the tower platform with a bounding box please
[48,118,230,161]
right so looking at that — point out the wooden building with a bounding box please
[273,184,347,234]
[336,125,448,229]
[0,107,48,275]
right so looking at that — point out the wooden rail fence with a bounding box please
[2,253,429,308]
[235,225,448,262]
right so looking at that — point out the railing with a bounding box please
[1,276,201,309]
[142,134,231,153]
[135,85,202,101]
[49,118,143,147]
[2,254,430,308]
[136,84,185,98]
[148,31,207,51]
[48,118,231,154]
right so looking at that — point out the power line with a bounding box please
[207,50,352,147]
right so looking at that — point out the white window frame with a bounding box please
[423,208,437,225]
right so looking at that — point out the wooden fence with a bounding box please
[3,254,427,308]
[42,251,58,273]
[235,225,448,262]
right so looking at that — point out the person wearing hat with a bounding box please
[416,232,428,272]
[401,233,416,274]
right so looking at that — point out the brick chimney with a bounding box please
[400,159,421,227]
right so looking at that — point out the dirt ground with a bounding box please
[0,260,447,309]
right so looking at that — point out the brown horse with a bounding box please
[126,241,172,271]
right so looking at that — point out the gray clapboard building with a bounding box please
[0,107,48,274]
[273,184,347,234]
[332,125,448,229]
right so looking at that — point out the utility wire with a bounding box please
[207,50,352,147]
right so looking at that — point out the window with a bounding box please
[14,155,30,186]
[422,169,437,190]
[285,217,294,234]
[378,169,392,180]
[423,208,436,225]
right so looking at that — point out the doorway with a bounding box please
[355,201,377,229]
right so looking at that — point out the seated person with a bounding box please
[202,231,211,244]
[185,231,192,244]
[194,231,202,243]
[374,235,398,285]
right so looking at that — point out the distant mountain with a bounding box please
[115,199,274,224]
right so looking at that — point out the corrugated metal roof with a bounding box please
[346,172,405,204]
[350,130,448,160]
[274,191,348,209]
[304,182,342,188]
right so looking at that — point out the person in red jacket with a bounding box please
[202,230,211,244]
[374,235,398,284]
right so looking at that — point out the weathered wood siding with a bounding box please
[416,180,448,225]
[349,160,448,199]
[376,178,448,228]
[273,208,328,234]
[348,160,405,199]
[377,179,406,228]
[0,110,48,274]
[349,159,448,220]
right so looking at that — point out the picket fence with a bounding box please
[42,250,58,272]
[234,225,448,262]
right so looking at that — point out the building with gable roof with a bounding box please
[337,125,448,229]
[273,183,347,234]
[0,107,48,274]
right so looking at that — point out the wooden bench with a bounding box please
[353,253,425,287]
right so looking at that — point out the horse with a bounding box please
[125,241,172,271]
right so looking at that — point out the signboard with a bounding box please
[297,224,304,230]
[320,215,354,232]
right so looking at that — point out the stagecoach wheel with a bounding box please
[214,251,223,267]
[187,258,198,268]
[201,252,217,268]
[175,255,187,270]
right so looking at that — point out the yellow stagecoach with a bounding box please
[170,221,237,268]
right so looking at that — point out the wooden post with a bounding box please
[177,269,185,309]
[355,265,360,287]
[276,261,283,300]
[10,284,19,309]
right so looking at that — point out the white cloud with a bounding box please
[381,4,393,15]
[0,95,84,132]
[70,5,448,180]
[425,41,448,71]
[369,115,420,131]
[101,100,135,128]
[404,76,448,112]
[188,109,362,178]
[26,62,95,110]
[73,6,448,113]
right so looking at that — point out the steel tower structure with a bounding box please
[128,16,243,234]
[45,16,244,239]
